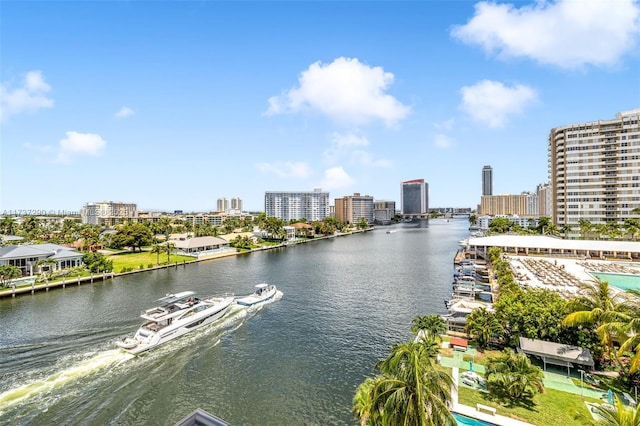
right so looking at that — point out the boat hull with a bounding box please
[118,296,234,355]
[236,286,277,307]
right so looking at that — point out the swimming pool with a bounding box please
[591,272,640,291]
[453,413,497,425]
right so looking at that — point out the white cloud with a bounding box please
[23,142,54,153]
[434,134,454,148]
[323,132,392,168]
[355,151,393,168]
[434,118,455,131]
[323,132,369,163]
[320,166,355,190]
[256,161,313,179]
[459,80,537,128]
[115,106,135,118]
[0,70,54,121]
[55,131,107,164]
[265,57,411,127]
[451,0,640,69]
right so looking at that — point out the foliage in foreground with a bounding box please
[353,335,455,426]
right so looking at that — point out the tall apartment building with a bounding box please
[264,189,329,221]
[334,193,374,224]
[549,109,640,228]
[537,183,552,217]
[400,179,429,216]
[479,194,528,216]
[216,198,228,213]
[482,165,493,196]
[230,197,242,212]
[81,201,138,225]
[373,200,396,224]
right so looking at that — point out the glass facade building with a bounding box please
[400,179,428,215]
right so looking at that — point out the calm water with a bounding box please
[591,272,640,291]
[0,219,469,425]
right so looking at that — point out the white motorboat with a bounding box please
[116,291,235,355]
[235,283,277,307]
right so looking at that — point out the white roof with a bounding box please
[172,236,229,249]
[467,235,640,254]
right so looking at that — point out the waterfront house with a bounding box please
[0,243,84,276]
[170,235,231,256]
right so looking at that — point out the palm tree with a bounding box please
[352,377,379,426]
[578,218,593,240]
[485,349,545,401]
[165,242,176,263]
[372,341,455,425]
[411,315,446,340]
[150,244,163,265]
[563,279,634,368]
[616,290,640,373]
[465,307,502,351]
[593,394,640,425]
[0,216,16,235]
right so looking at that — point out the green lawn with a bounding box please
[106,251,195,272]
[458,386,599,425]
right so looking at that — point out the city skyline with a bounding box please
[2,1,639,213]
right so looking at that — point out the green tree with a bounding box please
[352,377,380,426]
[82,252,113,273]
[563,279,634,369]
[593,394,640,425]
[165,242,176,263]
[466,307,503,351]
[494,287,567,347]
[536,216,552,235]
[363,340,455,425]
[0,265,23,287]
[231,235,252,250]
[411,315,446,340]
[616,290,640,373]
[150,244,163,265]
[0,216,17,235]
[485,349,545,403]
[20,215,41,241]
[488,217,513,234]
[578,218,593,240]
[110,222,152,252]
[356,218,369,229]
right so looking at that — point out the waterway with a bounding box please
[0,218,469,425]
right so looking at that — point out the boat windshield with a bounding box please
[158,292,196,305]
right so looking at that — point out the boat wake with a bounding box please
[0,290,284,417]
[0,349,133,414]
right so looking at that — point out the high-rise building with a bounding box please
[230,198,242,212]
[373,200,396,224]
[264,189,329,221]
[482,165,493,196]
[334,193,374,224]
[81,201,137,225]
[216,198,228,213]
[400,179,429,216]
[549,109,640,228]
[479,194,528,216]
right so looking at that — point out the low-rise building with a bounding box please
[0,243,84,276]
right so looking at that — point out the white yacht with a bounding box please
[117,291,235,355]
[235,283,277,307]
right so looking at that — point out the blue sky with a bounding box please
[1,1,639,213]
